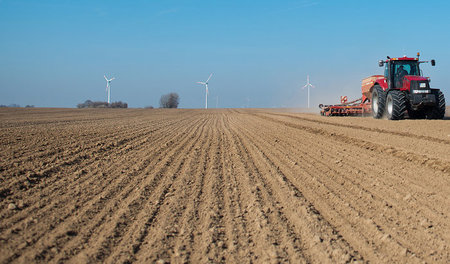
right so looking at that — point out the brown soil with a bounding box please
[1,108,449,263]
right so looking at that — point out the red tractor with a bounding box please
[320,53,446,119]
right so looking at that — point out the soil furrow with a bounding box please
[1,115,204,263]
[108,116,212,263]
[229,115,364,263]
[245,112,449,263]
[0,115,195,240]
[1,108,449,264]
[62,117,209,263]
[266,112,450,145]
[255,113,450,173]
[226,115,315,262]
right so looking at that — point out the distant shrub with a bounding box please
[159,93,179,108]
[145,106,154,109]
[77,100,93,108]
[77,100,128,108]
[110,101,128,108]
[25,105,35,108]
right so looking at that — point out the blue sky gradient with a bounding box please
[1,0,449,108]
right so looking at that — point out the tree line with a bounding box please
[0,104,34,108]
[77,100,128,108]
[2,92,180,109]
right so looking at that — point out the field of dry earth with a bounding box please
[1,108,449,263]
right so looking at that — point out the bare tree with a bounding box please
[160,93,179,108]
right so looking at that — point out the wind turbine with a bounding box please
[104,75,115,104]
[197,73,213,109]
[302,75,315,108]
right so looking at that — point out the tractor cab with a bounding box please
[381,57,421,89]
[378,54,435,91]
[386,59,421,88]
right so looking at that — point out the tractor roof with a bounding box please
[387,56,418,62]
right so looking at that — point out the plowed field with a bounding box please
[1,108,449,263]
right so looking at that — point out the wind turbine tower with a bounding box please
[104,75,115,104]
[302,75,315,108]
[197,73,213,109]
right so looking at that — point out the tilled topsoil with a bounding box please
[0,108,449,263]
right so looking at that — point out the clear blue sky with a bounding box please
[1,0,449,108]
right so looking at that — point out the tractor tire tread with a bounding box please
[387,90,406,120]
[429,91,446,119]
[372,85,385,119]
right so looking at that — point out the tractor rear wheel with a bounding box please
[386,90,406,120]
[426,91,446,119]
[371,85,385,119]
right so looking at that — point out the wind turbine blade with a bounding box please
[197,82,205,85]
[104,75,108,80]
[110,77,115,81]
[302,84,308,89]
[206,73,213,83]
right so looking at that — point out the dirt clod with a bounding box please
[8,203,17,210]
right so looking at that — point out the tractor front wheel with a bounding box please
[386,90,406,120]
[371,85,385,119]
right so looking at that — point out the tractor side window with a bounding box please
[384,64,389,78]
[394,64,408,88]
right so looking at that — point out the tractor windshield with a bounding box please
[393,61,420,76]
[392,60,420,88]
